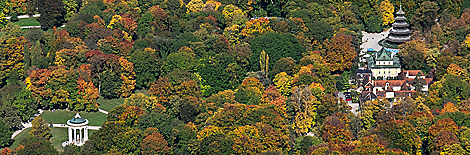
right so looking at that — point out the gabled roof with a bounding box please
[374,80,406,87]
[376,48,393,61]
[425,78,433,85]
[403,70,424,76]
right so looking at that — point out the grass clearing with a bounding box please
[97,97,125,112]
[12,17,40,27]
[50,127,68,152]
[40,109,107,126]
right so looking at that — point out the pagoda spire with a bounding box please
[385,4,411,44]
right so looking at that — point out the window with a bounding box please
[379,71,381,74]
[388,62,390,65]
[389,71,390,74]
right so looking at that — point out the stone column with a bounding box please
[84,127,88,141]
[73,128,76,144]
[79,127,82,144]
[68,128,72,143]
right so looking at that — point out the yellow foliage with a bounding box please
[446,63,465,76]
[186,0,205,13]
[241,18,273,37]
[380,0,395,26]
[25,77,32,89]
[107,15,122,29]
[273,72,293,96]
[197,125,223,140]
[223,24,242,45]
[465,34,470,48]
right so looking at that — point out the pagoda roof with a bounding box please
[396,5,405,15]
[386,36,411,43]
[390,29,411,35]
[392,22,409,27]
[394,16,407,21]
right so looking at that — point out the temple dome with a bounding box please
[67,113,89,126]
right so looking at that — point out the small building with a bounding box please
[399,70,425,79]
[366,48,401,79]
[64,113,89,146]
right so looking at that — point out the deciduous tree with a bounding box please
[29,116,51,140]
[322,32,356,72]
[37,0,66,30]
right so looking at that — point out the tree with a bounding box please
[62,0,78,21]
[37,0,66,30]
[249,33,306,72]
[433,131,460,152]
[427,118,459,151]
[321,113,353,149]
[379,0,394,26]
[0,12,6,29]
[15,136,58,155]
[290,85,318,136]
[88,121,144,154]
[29,116,51,140]
[398,40,430,71]
[1,147,14,155]
[163,46,197,73]
[186,0,204,12]
[196,133,236,155]
[129,48,162,89]
[308,21,333,43]
[124,93,165,112]
[0,36,27,87]
[410,1,439,31]
[13,88,37,121]
[0,119,12,147]
[322,32,356,72]
[376,120,422,154]
[241,18,274,38]
[293,136,322,155]
[199,53,244,96]
[140,127,170,155]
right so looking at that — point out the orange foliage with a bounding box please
[148,77,173,104]
[322,33,356,72]
[441,102,459,113]
[1,147,13,155]
[119,57,136,98]
[141,127,170,154]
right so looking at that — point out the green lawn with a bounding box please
[97,97,125,112]
[50,127,68,152]
[40,109,107,126]
[5,128,32,151]
[12,17,40,27]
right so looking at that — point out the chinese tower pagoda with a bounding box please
[386,5,411,44]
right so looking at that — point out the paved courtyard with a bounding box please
[360,28,391,54]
